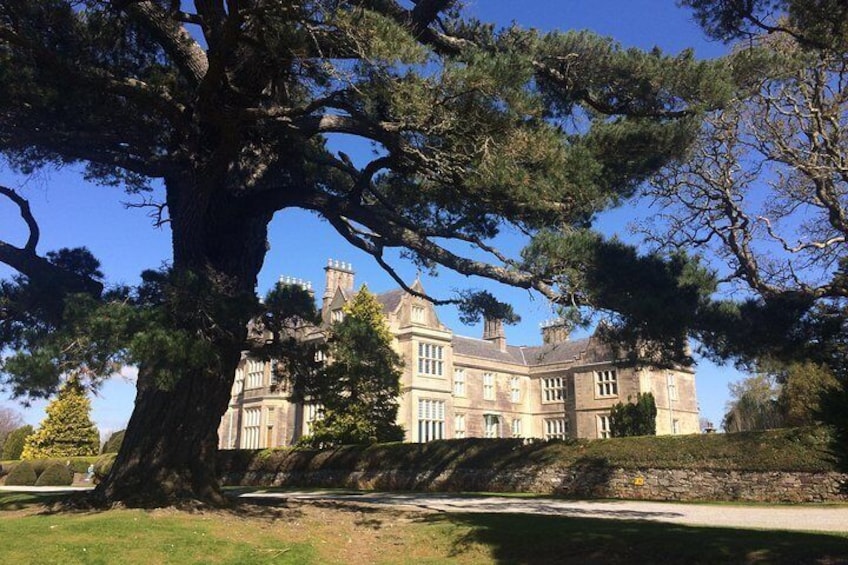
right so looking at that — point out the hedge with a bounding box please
[4,460,37,486]
[34,462,74,486]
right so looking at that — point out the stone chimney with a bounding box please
[322,259,355,311]
[541,318,569,345]
[483,317,507,352]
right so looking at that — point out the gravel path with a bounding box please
[239,490,848,533]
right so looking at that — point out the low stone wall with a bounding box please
[222,464,848,503]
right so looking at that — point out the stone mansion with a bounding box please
[218,260,700,449]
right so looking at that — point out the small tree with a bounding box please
[21,378,99,459]
[722,374,784,433]
[305,286,404,447]
[1,424,33,460]
[609,393,658,437]
[0,407,24,449]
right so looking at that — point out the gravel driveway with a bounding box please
[238,490,848,533]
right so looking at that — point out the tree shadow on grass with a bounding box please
[417,512,848,565]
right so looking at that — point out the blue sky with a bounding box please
[0,1,740,438]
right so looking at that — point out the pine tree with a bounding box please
[609,392,657,437]
[22,377,100,459]
[306,286,404,446]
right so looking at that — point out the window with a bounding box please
[595,370,618,397]
[667,373,678,401]
[304,403,323,436]
[246,359,265,390]
[545,418,567,440]
[511,418,522,438]
[483,372,495,400]
[484,414,500,438]
[672,419,680,435]
[454,413,466,439]
[453,368,466,397]
[417,399,445,442]
[331,309,344,323]
[542,377,564,402]
[418,343,444,376]
[597,414,611,439]
[510,377,521,403]
[243,407,261,448]
[314,349,327,363]
[234,366,244,394]
[411,305,425,324]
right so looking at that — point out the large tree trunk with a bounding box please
[95,174,273,506]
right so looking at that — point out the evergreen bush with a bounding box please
[34,462,74,486]
[101,430,125,454]
[4,460,37,486]
[2,425,34,460]
[93,453,116,482]
[22,378,99,459]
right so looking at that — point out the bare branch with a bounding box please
[0,185,39,253]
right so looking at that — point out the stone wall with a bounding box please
[222,463,848,503]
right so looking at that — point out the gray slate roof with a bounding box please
[451,335,594,368]
[376,289,405,314]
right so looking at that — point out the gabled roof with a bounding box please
[452,335,526,365]
[518,338,591,367]
[376,288,405,315]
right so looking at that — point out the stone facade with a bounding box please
[218,260,700,449]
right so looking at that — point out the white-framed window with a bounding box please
[545,418,567,440]
[418,342,444,376]
[331,309,344,323]
[483,372,495,400]
[453,368,466,397]
[417,399,445,442]
[672,419,680,435]
[595,370,618,397]
[484,414,500,438]
[510,376,521,403]
[454,413,466,439]
[314,349,327,363]
[304,403,324,436]
[243,407,261,448]
[511,418,522,438]
[542,377,565,403]
[234,366,245,394]
[597,414,611,439]
[667,373,678,401]
[246,359,265,390]
[411,305,425,324]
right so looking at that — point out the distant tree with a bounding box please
[304,286,404,447]
[101,429,126,455]
[609,392,657,437]
[1,424,32,460]
[22,378,99,459]
[722,374,784,433]
[0,406,24,448]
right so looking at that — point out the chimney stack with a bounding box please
[541,318,569,345]
[483,317,507,352]
[323,259,355,311]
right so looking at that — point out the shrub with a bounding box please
[2,425,34,460]
[93,453,116,483]
[34,462,74,486]
[4,460,37,486]
[101,430,125,454]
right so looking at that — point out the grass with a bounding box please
[1,491,847,564]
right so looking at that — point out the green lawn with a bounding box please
[1,491,847,564]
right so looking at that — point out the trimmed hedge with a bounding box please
[34,462,74,486]
[218,426,841,482]
[4,460,37,486]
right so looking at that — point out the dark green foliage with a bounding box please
[92,453,116,483]
[101,430,125,454]
[4,460,36,486]
[33,462,73,486]
[302,287,404,447]
[218,427,839,484]
[609,393,658,437]
[2,425,33,460]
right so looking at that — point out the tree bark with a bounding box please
[95,174,272,507]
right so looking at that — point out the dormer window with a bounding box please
[331,309,344,323]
